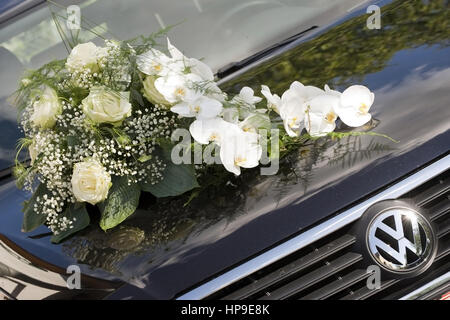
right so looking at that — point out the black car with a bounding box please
[0,0,449,300]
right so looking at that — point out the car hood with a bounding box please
[0,0,449,299]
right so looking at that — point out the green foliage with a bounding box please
[13,163,29,189]
[326,131,398,143]
[22,184,51,232]
[100,176,141,231]
[51,203,90,243]
[140,160,199,198]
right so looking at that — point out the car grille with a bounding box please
[177,155,450,300]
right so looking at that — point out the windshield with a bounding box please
[0,0,368,171]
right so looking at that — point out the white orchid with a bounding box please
[136,48,183,77]
[278,81,325,137]
[239,116,258,133]
[278,83,306,137]
[167,38,214,81]
[324,84,341,97]
[154,72,201,103]
[291,81,325,100]
[222,107,239,124]
[171,95,222,119]
[335,85,374,127]
[261,85,281,114]
[239,113,271,133]
[219,128,262,176]
[232,86,262,106]
[189,117,233,145]
[304,94,340,137]
[203,81,227,102]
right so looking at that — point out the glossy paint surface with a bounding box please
[0,0,449,299]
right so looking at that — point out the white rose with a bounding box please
[30,86,62,129]
[71,159,111,205]
[81,87,132,124]
[66,42,101,72]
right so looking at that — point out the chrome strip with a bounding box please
[399,272,450,300]
[177,154,450,300]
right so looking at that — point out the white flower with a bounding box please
[21,78,31,86]
[239,113,270,133]
[279,81,324,137]
[81,87,132,124]
[261,85,281,114]
[189,117,233,145]
[203,81,226,102]
[222,107,239,124]
[137,47,183,77]
[304,94,340,137]
[171,95,222,119]
[66,42,100,72]
[219,128,262,176]
[335,85,374,127]
[142,75,170,106]
[154,73,201,104]
[289,81,324,99]
[233,86,262,105]
[324,84,341,97]
[71,159,111,205]
[167,38,214,81]
[30,86,62,129]
[279,83,306,137]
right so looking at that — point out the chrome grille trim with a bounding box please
[399,271,450,300]
[177,154,450,300]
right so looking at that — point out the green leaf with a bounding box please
[138,154,152,162]
[51,203,90,243]
[140,160,199,198]
[130,87,145,107]
[99,176,140,231]
[22,184,50,232]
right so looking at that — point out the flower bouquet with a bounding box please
[13,26,382,243]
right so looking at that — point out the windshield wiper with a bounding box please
[216,26,318,79]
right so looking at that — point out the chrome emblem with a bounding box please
[367,208,435,272]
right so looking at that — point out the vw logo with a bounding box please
[366,207,435,273]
